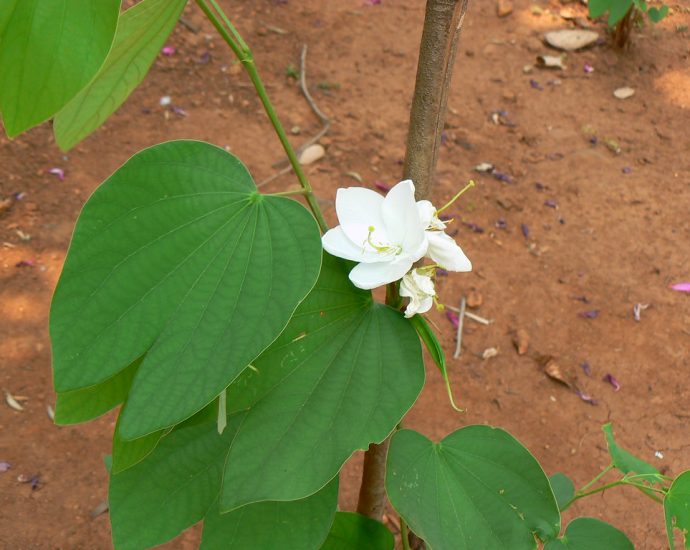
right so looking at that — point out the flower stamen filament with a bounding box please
[436,180,476,215]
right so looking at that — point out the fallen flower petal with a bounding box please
[576,390,598,405]
[579,309,600,319]
[161,45,176,56]
[580,361,592,376]
[583,62,594,74]
[495,218,507,230]
[446,310,459,328]
[603,373,621,391]
[544,199,558,208]
[462,222,484,234]
[670,282,690,292]
[520,223,530,238]
[48,168,65,181]
[400,269,435,318]
[0,462,10,472]
[15,259,34,268]
[530,79,542,90]
[373,180,391,192]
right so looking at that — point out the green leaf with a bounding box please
[109,412,246,549]
[549,473,575,511]
[111,409,168,474]
[54,0,186,151]
[0,0,120,136]
[602,423,660,479]
[588,0,612,19]
[409,313,462,412]
[219,253,425,511]
[664,470,690,549]
[50,140,322,439]
[648,5,669,22]
[608,0,633,25]
[53,356,142,425]
[544,517,633,549]
[386,427,561,550]
[321,512,394,550]
[201,478,338,550]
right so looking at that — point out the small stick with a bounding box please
[445,305,492,325]
[270,44,332,170]
[453,296,466,359]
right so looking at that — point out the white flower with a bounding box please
[322,179,473,290]
[400,269,435,317]
[322,180,428,289]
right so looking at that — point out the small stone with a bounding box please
[497,0,514,17]
[544,29,599,51]
[613,87,635,99]
[512,329,530,355]
[299,144,325,165]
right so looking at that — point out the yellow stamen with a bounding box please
[436,180,476,215]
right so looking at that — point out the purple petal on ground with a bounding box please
[544,199,558,208]
[603,373,621,391]
[495,218,507,230]
[436,268,449,277]
[492,170,514,184]
[530,79,542,90]
[462,222,484,234]
[580,361,592,376]
[622,166,632,174]
[589,136,598,145]
[14,192,26,200]
[440,131,448,145]
[48,168,65,181]
[583,62,594,74]
[670,282,690,292]
[633,303,642,321]
[535,182,546,191]
[577,390,598,405]
[365,0,381,4]
[446,310,459,328]
[373,180,390,193]
[520,223,529,238]
[29,474,41,490]
[0,462,10,472]
[197,51,211,65]
[15,259,35,268]
[171,106,187,117]
[579,309,600,319]
[161,46,176,56]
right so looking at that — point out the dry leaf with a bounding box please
[544,359,572,388]
[482,347,499,360]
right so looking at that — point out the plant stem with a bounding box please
[356,0,471,529]
[578,462,614,494]
[194,0,329,233]
[269,189,310,197]
[562,474,665,511]
[400,517,412,550]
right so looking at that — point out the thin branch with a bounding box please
[453,295,466,359]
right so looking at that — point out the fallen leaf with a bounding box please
[603,373,621,391]
[544,359,572,388]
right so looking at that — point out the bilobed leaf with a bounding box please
[0,0,120,136]
[549,473,575,511]
[219,253,425,511]
[321,512,394,550]
[201,479,338,550]
[607,0,633,25]
[54,0,187,150]
[602,423,660,479]
[386,427,561,550]
[648,5,669,22]
[53,356,142,425]
[664,470,690,549]
[50,140,322,439]
[544,517,633,549]
[109,413,246,550]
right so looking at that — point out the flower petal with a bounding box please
[322,226,383,264]
[426,231,472,271]
[416,200,436,230]
[336,186,384,231]
[348,257,413,290]
[381,180,425,252]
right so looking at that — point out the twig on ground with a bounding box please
[445,305,492,325]
[453,296,466,359]
[179,16,200,33]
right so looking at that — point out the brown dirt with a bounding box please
[1,1,689,548]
